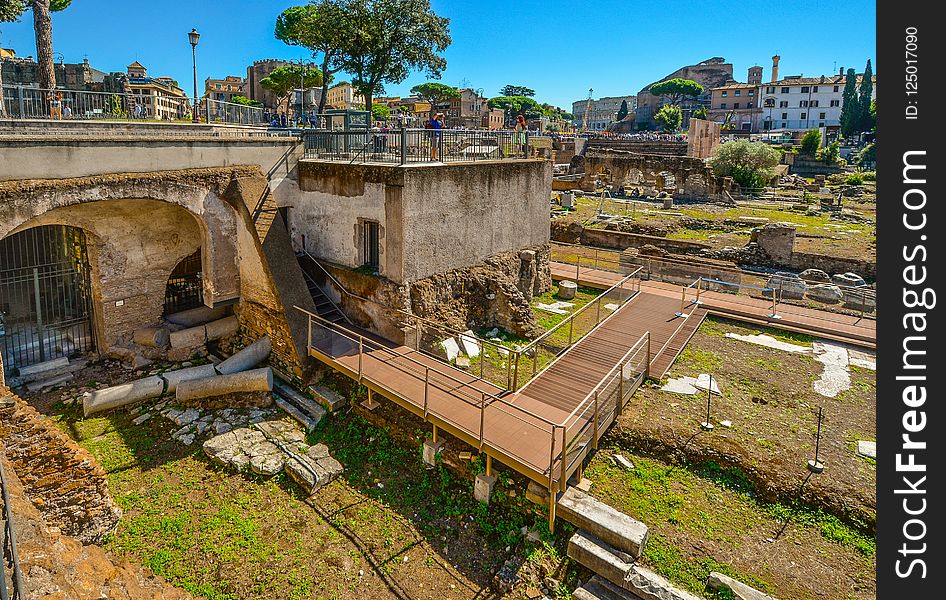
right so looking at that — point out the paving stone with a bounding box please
[660,377,699,395]
[132,413,152,425]
[856,440,876,459]
[250,451,284,476]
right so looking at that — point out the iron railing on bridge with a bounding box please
[0,452,26,600]
[302,128,530,164]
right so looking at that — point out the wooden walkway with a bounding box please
[550,261,876,347]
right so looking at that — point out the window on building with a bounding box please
[763,98,775,107]
[820,112,826,119]
[779,101,788,108]
[800,112,807,120]
[801,86,810,93]
[781,112,788,120]
[781,122,787,128]
[721,91,728,97]
[733,102,739,109]
[830,99,840,107]
[834,85,840,92]
[734,90,741,96]
[720,103,727,109]
[361,221,380,270]
[748,90,755,96]
[799,101,807,107]
[781,87,790,94]
[812,86,819,92]
[766,86,776,94]
[819,122,825,127]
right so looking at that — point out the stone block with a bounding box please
[806,284,843,304]
[558,487,649,558]
[422,439,445,467]
[525,480,551,505]
[133,327,170,348]
[707,571,777,600]
[624,563,703,600]
[474,473,497,503]
[216,336,271,375]
[567,531,633,588]
[308,384,346,412]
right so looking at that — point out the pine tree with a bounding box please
[616,99,629,122]
[839,68,859,137]
[857,59,874,133]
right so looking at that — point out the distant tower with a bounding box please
[771,55,781,83]
[748,66,763,85]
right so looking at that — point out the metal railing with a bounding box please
[0,457,26,600]
[302,128,530,164]
[204,98,267,126]
[297,305,650,489]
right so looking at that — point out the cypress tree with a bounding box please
[839,68,859,137]
[616,99,629,122]
[858,59,874,132]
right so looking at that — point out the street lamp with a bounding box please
[188,28,200,123]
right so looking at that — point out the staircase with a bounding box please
[252,142,302,243]
[296,253,350,326]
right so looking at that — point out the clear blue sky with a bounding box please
[1,0,876,108]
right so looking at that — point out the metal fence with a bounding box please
[302,128,530,164]
[204,98,267,126]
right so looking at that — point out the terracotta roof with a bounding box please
[127,61,146,69]
[767,75,876,86]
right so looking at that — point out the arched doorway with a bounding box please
[0,225,95,373]
[164,248,204,315]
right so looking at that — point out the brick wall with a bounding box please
[0,390,121,544]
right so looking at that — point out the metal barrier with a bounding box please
[204,98,267,126]
[0,457,26,600]
[302,128,530,164]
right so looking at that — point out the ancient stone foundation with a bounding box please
[0,390,121,544]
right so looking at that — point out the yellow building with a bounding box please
[124,62,188,121]
[325,82,365,110]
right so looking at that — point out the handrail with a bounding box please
[0,458,26,600]
[252,142,302,224]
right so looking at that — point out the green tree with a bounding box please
[0,0,73,97]
[260,64,324,113]
[821,140,840,164]
[616,99,629,122]
[692,105,708,121]
[339,0,451,111]
[231,95,262,107]
[410,82,460,123]
[839,68,859,137]
[648,78,704,106]
[857,59,874,133]
[487,95,544,120]
[371,102,390,121]
[275,1,348,115]
[800,128,821,156]
[708,139,780,194]
[500,84,535,98]
[653,104,682,132]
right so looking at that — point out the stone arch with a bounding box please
[4,199,211,350]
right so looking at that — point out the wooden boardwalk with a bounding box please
[550,261,876,347]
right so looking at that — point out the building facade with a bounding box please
[758,71,876,132]
[482,108,505,130]
[325,82,365,111]
[635,57,736,130]
[707,82,761,132]
[245,59,292,109]
[445,88,488,129]
[204,75,245,104]
[571,95,636,131]
[124,62,188,120]
[1,54,108,91]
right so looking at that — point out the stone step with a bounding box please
[307,384,347,412]
[273,380,326,429]
[274,396,319,433]
[558,487,649,558]
[574,575,644,600]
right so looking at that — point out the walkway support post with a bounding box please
[358,336,364,379]
[423,367,430,417]
[593,390,599,449]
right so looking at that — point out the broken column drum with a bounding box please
[83,375,165,417]
[176,367,274,403]
[558,280,578,300]
[216,336,272,375]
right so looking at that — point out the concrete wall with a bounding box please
[291,159,552,286]
[0,135,297,181]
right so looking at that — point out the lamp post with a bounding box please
[188,28,200,123]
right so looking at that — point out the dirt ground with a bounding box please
[611,316,876,530]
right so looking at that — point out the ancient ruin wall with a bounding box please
[0,391,121,544]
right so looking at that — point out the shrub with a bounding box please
[861,170,876,181]
[845,173,864,186]
[654,104,683,133]
[820,140,840,164]
[800,129,821,156]
[708,140,780,195]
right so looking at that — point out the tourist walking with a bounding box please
[515,114,528,157]
[430,112,444,161]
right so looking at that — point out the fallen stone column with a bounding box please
[216,336,271,375]
[83,376,165,417]
[169,324,207,349]
[176,367,273,404]
[205,315,240,342]
[161,364,218,394]
[165,305,230,328]
[133,327,170,348]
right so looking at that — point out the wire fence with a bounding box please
[302,128,530,164]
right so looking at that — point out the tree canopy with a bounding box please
[274,1,348,114]
[371,103,390,120]
[708,139,780,194]
[231,95,262,107]
[487,95,544,119]
[653,104,682,132]
[839,68,859,137]
[648,78,704,106]
[1,0,73,92]
[616,99,629,122]
[857,59,874,132]
[800,128,821,156]
[500,84,535,98]
[338,0,451,111]
[410,82,460,120]
[260,64,324,112]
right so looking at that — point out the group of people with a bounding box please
[46,90,71,119]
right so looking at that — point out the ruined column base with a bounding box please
[474,473,497,503]
[422,439,445,467]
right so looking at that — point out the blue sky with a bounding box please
[1,0,876,108]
